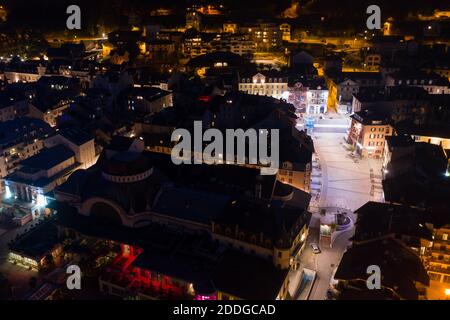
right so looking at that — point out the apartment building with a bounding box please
[210,33,256,58]
[325,71,383,114]
[347,111,392,158]
[386,70,450,94]
[0,117,54,181]
[0,90,31,122]
[240,21,282,52]
[352,86,430,125]
[426,225,450,299]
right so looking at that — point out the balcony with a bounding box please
[427,265,450,275]
[430,245,450,255]
[432,238,450,246]
[428,256,450,265]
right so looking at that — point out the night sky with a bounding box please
[3,0,449,31]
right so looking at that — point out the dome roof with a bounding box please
[101,151,152,176]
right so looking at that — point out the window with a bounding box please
[278,252,282,258]
[443,234,448,241]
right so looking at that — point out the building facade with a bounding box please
[325,72,382,114]
[0,117,53,181]
[3,145,78,222]
[287,80,328,115]
[426,224,450,299]
[386,71,450,94]
[240,22,282,52]
[238,72,288,100]
[347,111,393,158]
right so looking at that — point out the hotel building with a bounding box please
[238,72,288,100]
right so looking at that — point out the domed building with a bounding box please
[53,136,312,300]
[56,136,167,228]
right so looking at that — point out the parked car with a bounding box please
[311,243,321,254]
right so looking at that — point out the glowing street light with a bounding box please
[36,194,47,207]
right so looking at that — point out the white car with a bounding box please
[311,243,321,254]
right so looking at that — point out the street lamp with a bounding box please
[445,288,450,298]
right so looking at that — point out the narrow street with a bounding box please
[290,117,384,300]
[0,221,40,299]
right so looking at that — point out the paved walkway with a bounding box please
[305,130,383,300]
[313,132,383,211]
